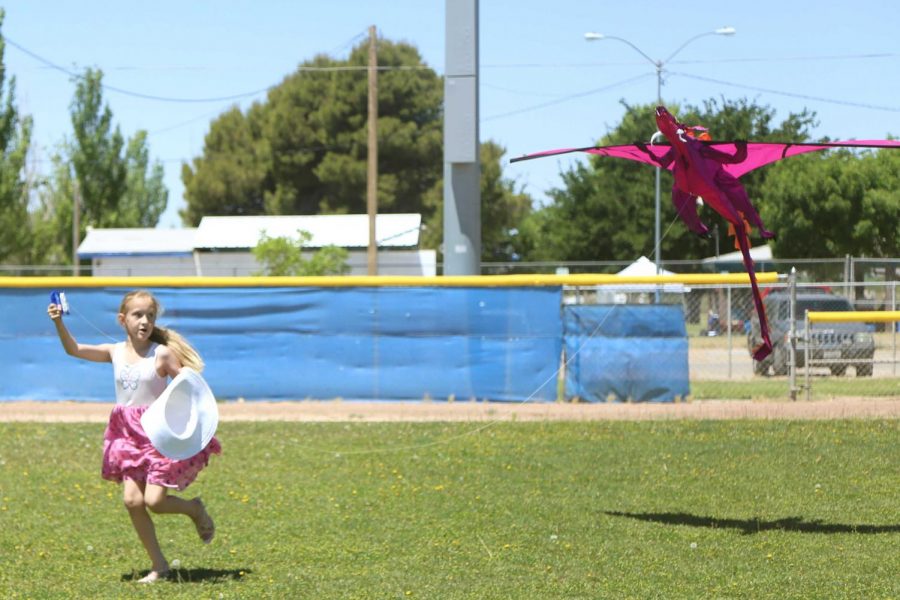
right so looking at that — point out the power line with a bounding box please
[9,30,894,110]
[4,35,431,105]
[671,52,899,66]
[481,82,565,98]
[482,60,652,69]
[297,65,432,72]
[481,52,899,70]
[147,107,232,136]
[483,52,900,113]
[328,29,368,56]
[672,71,900,113]
[483,73,653,122]
[4,36,272,103]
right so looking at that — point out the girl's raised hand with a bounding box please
[48,303,63,321]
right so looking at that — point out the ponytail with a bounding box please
[150,326,205,372]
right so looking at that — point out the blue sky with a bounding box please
[2,1,898,230]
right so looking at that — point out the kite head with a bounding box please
[655,106,683,142]
[655,106,712,142]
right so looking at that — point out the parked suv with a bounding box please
[749,291,875,377]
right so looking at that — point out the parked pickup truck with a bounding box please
[749,291,875,377]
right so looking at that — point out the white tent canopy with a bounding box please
[702,244,773,265]
[616,255,677,277]
[581,256,687,304]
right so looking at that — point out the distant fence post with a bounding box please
[726,284,733,379]
[789,268,799,401]
[893,281,898,377]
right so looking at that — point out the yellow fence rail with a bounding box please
[807,310,900,324]
[803,310,900,400]
[0,273,780,289]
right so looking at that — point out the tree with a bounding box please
[121,130,167,227]
[477,141,533,261]
[519,98,817,263]
[0,9,34,264]
[180,105,269,224]
[760,145,900,259]
[35,68,168,263]
[183,38,535,263]
[28,153,73,265]
[182,38,443,225]
[421,140,533,262]
[252,230,350,276]
[70,68,127,229]
[854,149,900,259]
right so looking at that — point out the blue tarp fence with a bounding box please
[2,286,563,402]
[2,285,690,402]
[564,304,690,402]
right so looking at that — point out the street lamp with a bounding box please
[585,27,735,276]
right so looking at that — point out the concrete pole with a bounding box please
[443,0,480,275]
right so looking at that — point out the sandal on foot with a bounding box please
[193,497,215,544]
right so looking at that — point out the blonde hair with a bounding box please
[119,290,205,372]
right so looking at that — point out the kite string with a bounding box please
[59,284,623,456]
[66,299,120,343]
[346,146,722,456]
[295,301,622,456]
[299,218,684,456]
[59,216,681,457]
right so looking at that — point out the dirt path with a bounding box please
[1,398,898,423]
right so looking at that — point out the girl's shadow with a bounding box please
[123,568,253,583]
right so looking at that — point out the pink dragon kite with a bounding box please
[512,106,900,360]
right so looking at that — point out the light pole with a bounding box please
[584,27,735,275]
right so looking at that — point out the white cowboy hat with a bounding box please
[140,368,219,460]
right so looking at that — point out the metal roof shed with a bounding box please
[193,214,422,250]
[78,227,198,257]
[75,214,435,277]
[77,228,200,276]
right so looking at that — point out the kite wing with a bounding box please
[512,140,900,176]
[510,144,674,169]
[512,109,900,364]
[712,139,900,178]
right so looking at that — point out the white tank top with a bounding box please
[111,342,168,407]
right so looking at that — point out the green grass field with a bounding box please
[1,420,898,599]
[692,377,900,400]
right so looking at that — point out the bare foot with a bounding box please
[137,568,169,584]
[192,497,215,544]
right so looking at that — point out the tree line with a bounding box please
[0,11,165,267]
[2,19,897,269]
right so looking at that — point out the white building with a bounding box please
[78,214,436,276]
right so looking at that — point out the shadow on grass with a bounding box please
[604,511,900,535]
[122,568,253,584]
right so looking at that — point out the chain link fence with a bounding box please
[567,276,899,401]
[7,255,900,278]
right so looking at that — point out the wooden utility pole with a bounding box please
[366,25,378,275]
[72,179,81,276]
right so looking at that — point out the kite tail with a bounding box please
[734,227,773,361]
